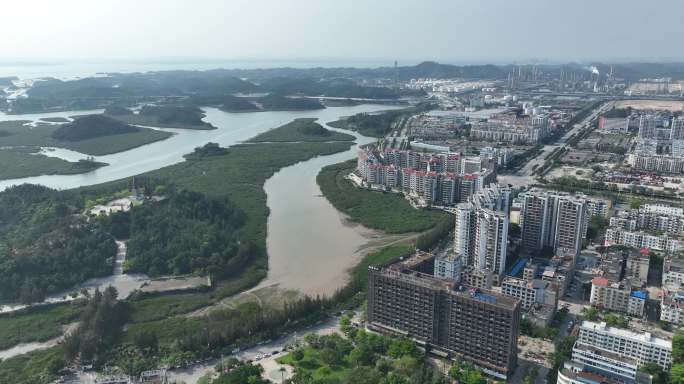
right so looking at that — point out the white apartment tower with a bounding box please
[453,184,510,279]
[520,189,587,258]
[474,208,509,276]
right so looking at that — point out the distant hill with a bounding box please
[104,105,133,116]
[139,105,207,126]
[258,94,324,111]
[52,115,139,141]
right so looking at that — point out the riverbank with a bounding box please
[316,159,450,233]
[0,105,413,382]
[0,119,174,156]
[0,147,106,180]
[247,118,355,143]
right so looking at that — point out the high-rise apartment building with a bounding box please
[520,189,588,257]
[555,197,589,257]
[638,115,658,140]
[367,260,521,379]
[473,208,508,276]
[453,184,510,279]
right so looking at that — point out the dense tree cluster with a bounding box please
[63,287,127,363]
[208,358,268,384]
[283,322,445,384]
[0,184,116,303]
[258,94,325,111]
[184,143,230,160]
[669,332,684,384]
[258,77,400,99]
[100,190,248,278]
[219,96,261,112]
[139,105,208,126]
[52,115,139,141]
[330,103,434,137]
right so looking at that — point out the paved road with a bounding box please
[500,101,610,188]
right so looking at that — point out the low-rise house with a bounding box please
[589,277,646,317]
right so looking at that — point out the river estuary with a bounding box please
[0,104,399,364]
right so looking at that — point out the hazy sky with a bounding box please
[2,0,683,64]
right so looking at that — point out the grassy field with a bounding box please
[317,160,449,233]
[0,120,172,156]
[0,347,65,384]
[350,245,412,291]
[0,304,81,350]
[248,118,355,143]
[278,346,351,381]
[0,148,106,180]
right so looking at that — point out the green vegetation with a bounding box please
[640,362,668,384]
[183,142,230,160]
[671,332,684,383]
[350,245,412,292]
[0,347,66,384]
[110,297,332,376]
[248,118,355,143]
[279,326,445,384]
[131,140,354,276]
[449,361,487,384]
[216,95,261,112]
[603,107,632,119]
[257,77,401,100]
[630,197,645,209]
[0,304,81,350]
[522,366,540,384]
[126,292,212,323]
[52,115,139,141]
[582,306,599,321]
[205,359,268,384]
[317,160,450,233]
[39,117,69,123]
[100,190,248,278]
[328,104,433,138]
[547,336,577,383]
[0,148,105,180]
[520,308,567,340]
[0,114,460,381]
[111,105,215,130]
[502,145,543,172]
[258,94,325,111]
[63,287,126,364]
[0,119,172,156]
[586,215,608,242]
[520,318,558,340]
[603,313,630,328]
[0,184,117,302]
[103,105,132,116]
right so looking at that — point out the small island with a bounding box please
[39,117,70,123]
[107,105,216,130]
[0,115,173,156]
[0,148,107,181]
[0,115,173,179]
[247,118,355,143]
